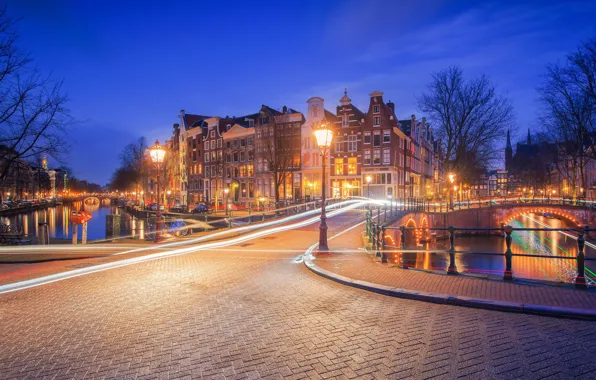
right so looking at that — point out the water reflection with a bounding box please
[386,213,596,284]
[4,203,134,241]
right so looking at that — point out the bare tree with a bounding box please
[0,8,71,185]
[257,113,299,206]
[118,137,149,194]
[539,50,595,197]
[418,66,514,181]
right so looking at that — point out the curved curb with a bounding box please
[303,254,596,321]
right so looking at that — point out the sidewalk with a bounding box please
[306,226,596,319]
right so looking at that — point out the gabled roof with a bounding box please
[182,113,210,130]
[398,119,412,136]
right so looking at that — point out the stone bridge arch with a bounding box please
[496,205,593,227]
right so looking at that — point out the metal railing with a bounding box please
[365,216,594,289]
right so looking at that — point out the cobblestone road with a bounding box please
[1,211,595,379]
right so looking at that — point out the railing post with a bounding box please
[381,225,387,263]
[399,225,407,268]
[384,204,387,223]
[375,225,381,258]
[377,206,380,223]
[447,225,458,275]
[574,225,588,289]
[371,223,377,249]
[503,225,513,281]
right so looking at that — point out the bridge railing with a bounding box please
[365,219,593,289]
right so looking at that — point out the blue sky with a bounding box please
[2,0,596,184]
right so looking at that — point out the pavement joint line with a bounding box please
[0,202,367,295]
[303,223,596,321]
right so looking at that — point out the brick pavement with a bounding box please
[0,210,595,379]
[315,223,596,311]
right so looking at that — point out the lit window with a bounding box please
[347,157,357,174]
[335,158,344,175]
[373,149,381,165]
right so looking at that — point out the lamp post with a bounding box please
[448,172,456,210]
[224,188,230,216]
[149,140,166,243]
[366,175,372,209]
[313,120,333,251]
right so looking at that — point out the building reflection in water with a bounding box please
[385,213,594,285]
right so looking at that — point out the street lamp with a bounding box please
[149,140,166,243]
[313,120,333,251]
[224,188,230,215]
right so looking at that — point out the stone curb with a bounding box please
[303,254,596,321]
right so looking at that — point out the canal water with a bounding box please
[387,213,596,285]
[3,200,134,241]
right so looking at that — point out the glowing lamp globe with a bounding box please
[149,140,166,163]
[313,121,333,148]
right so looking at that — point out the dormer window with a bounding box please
[373,105,380,114]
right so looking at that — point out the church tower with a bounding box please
[505,129,513,171]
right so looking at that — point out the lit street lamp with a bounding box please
[313,120,333,251]
[149,140,166,243]
[366,175,372,210]
[448,172,456,210]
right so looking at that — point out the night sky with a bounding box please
[2,0,596,185]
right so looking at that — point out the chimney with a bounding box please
[282,105,288,114]
[411,114,416,123]
[387,101,395,113]
[180,109,185,115]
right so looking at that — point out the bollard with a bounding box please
[574,225,588,289]
[371,223,377,249]
[227,218,232,229]
[248,208,252,224]
[37,222,49,245]
[447,226,458,275]
[262,212,265,222]
[503,225,513,281]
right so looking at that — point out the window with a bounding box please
[226,141,231,149]
[373,105,380,114]
[373,149,381,165]
[383,149,390,164]
[210,140,215,149]
[364,150,371,165]
[383,130,391,143]
[342,115,349,127]
[240,166,247,177]
[373,131,381,147]
[226,168,231,178]
[247,137,253,146]
[210,130,215,137]
[233,139,238,148]
[347,157,357,175]
[240,138,246,147]
[373,116,381,126]
[217,139,222,148]
[247,165,254,177]
[211,152,216,161]
[226,124,231,131]
[205,142,209,151]
[364,132,371,144]
[233,152,238,162]
[335,136,343,152]
[205,166,210,177]
[217,151,222,160]
[248,150,254,161]
[240,151,245,162]
[205,153,210,163]
[335,158,344,175]
[348,135,357,152]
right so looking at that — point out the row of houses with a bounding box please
[0,149,59,201]
[159,90,444,207]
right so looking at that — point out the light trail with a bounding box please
[0,201,368,295]
[0,199,368,254]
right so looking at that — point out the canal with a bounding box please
[3,200,134,241]
[389,213,596,285]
